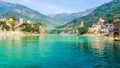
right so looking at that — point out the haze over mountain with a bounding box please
[60,0,120,29]
[0,1,62,27]
[48,8,95,24]
[1,0,111,14]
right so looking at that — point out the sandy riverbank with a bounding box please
[0,31,23,36]
[0,31,43,37]
[83,33,104,37]
[0,31,116,41]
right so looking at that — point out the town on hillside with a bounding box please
[0,17,46,36]
[78,18,120,41]
[52,17,120,41]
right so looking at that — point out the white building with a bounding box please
[19,18,25,24]
[0,17,7,22]
[27,20,32,23]
[88,18,113,35]
[80,21,84,27]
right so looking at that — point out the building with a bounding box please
[76,21,85,34]
[0,17,7,22]
[80,21,84,27]
[19,18,26,24]
[88,18,113,35]
[88,18,104,34]
[19,18,32,24]
[97,17,104,25]
[27,20,32,24]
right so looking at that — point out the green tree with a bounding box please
[19,23,32,32]
[10,16,16,21]
[33,24,40,33]
[36,22,42,25]
[19,22,42,33]
[77,27,88,34]
[0,21,10,31]
[8,17,16,31]
[103,21,107,25]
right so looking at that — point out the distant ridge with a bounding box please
[0,1,62,27]
[48,8,95,24]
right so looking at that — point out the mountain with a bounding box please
[48,8,95,24]
[0,1,62,27]
[61,0,120,29]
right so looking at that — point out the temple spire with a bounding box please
[80,20,84,27]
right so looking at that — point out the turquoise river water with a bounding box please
[0,35,120,68]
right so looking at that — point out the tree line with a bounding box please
[0,17,42,34]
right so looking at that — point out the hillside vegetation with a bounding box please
[61,0,120,29]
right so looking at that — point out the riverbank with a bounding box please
[0,31,23,36]
[0,31,43,37]
[83,33,104,37]
[0,31,116,41]
[83,33,115,41]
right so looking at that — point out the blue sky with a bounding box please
[2,0,112,14]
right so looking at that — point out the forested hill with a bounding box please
[0,1,62,27]
[61,0,120,29]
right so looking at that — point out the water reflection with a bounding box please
[114,41,120,49]
[73,36,120,68]
[0,35,120,68]
[0,36,42,67]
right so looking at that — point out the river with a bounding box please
[0,35,120,68]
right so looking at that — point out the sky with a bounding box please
[1,0,112,14]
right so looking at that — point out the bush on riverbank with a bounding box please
[19,23,41,34]
[77,26,88,35]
